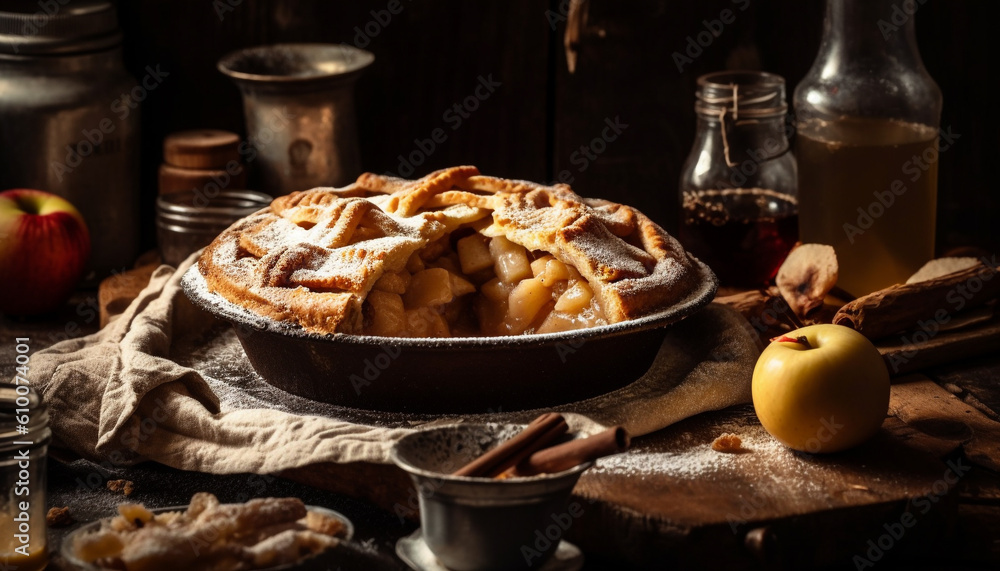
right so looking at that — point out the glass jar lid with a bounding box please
[695,70,787,119]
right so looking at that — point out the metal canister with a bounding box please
[156,190,271,267]
[0,0,141,278]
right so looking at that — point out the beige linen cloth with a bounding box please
[26,254,760,475]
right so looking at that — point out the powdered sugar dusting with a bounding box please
[591,421,827,496]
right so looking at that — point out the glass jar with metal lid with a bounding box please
[1,385,51,571]
[678,71,798,287]
[157,190,272,266]
[0,0,141,278]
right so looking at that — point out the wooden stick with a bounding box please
[452,413,568,478]
[513,426,631,477]
[834,261,1000,340]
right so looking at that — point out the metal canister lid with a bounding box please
[0,0,121,55]
[156,189,272,219]
[156,189,272,266]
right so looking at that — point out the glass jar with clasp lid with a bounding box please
[678,71,798,288]
[1,385,51,571]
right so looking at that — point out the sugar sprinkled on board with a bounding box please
[591,423,828,496]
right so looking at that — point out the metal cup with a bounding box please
[391,424,592,571]
[218,44,374,195]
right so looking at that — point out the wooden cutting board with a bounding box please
[285,373,998,569]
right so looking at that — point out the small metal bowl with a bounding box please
[391,423,592,571]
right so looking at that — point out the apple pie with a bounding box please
[198,166,702,337]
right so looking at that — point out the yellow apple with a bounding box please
[752,324,890,453]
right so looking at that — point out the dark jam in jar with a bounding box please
[679,188,798,287]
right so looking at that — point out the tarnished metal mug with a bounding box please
[391,424,592,571]
[218,44,374,195]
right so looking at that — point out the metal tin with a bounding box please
[218,43,374,195]
[0,0,140,278]
[156,190,271,267]
[391,424,592,571]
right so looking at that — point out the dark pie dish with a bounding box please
[181,259,717,414]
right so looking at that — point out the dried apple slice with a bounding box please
[776,244,839,319]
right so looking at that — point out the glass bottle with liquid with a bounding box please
[794,0,942,297]
[679,71,798,288]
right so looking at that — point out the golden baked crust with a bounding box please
[198,166,701,336]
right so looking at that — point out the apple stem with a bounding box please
[770,335,812,349]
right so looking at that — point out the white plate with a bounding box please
[61,504,353,570]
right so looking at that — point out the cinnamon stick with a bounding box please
[513,426,631,477]
[452,413,568,478]
[834,260,1000,340]
[715,287,797,342]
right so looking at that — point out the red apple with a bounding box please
[0,189,90,315]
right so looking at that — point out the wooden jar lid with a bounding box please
[158,163,247,195]
[163,130,241,169]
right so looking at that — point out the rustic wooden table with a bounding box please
[2,291,999,570]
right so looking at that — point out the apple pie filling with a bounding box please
[364,231,606,337]
[198,167,701,339]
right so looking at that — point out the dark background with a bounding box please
[119,0,998,256]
